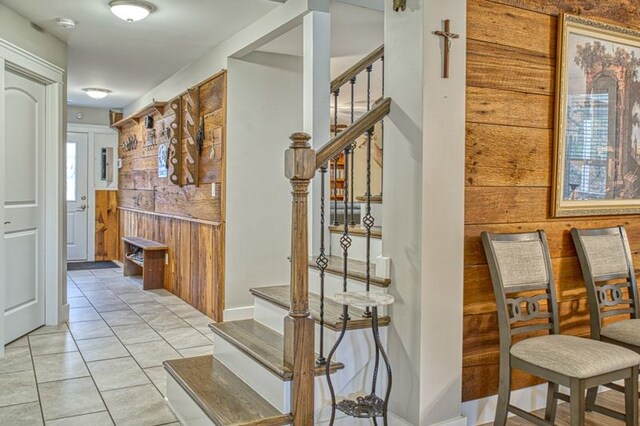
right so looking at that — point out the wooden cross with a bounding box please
[433,19,459,78]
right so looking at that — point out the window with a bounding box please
[66,142,77,201]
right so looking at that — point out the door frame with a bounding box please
[0,38,65,354]
[67,123,118,262]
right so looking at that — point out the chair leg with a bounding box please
[544,381,558,423]
[569,378,585,426]
[624,366,639,426]
[585,386,597,411]
[494,362,511,426]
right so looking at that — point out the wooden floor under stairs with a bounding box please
[308,255,390,288]
[251,285,390,331]
[164,355,292,426]
[210,319,344,380]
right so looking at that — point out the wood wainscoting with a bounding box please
[119,207,224,322]
[464,0,640,402]
[95,190,119,261]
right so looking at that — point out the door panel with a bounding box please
[66,132,88,261]
[3,70,46,342]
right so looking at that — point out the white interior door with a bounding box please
[3,70,46,342]
[66,132,88,261]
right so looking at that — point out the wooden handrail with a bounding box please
[315,97,391,169]
[330,45,384,94]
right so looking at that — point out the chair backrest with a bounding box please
[571,226,639,338]
[481,230,560,349]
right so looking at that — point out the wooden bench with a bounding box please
[122,237,168,290]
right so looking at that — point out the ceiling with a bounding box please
[0,0,383,110]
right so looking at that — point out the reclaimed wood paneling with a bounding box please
[95,190,119,261]
[118,208,224,321]
[117,71,226,320]
[464,0,640,401]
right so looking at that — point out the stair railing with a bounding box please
[285,44,389,426]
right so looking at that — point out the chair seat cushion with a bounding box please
[511,334,640,379]
[601,319,640,347]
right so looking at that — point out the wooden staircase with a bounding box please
[164,46,389,425]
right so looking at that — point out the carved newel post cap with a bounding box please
[289,132,312,148]
[285,132,316,181]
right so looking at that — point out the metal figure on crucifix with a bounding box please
[433,19,459,78]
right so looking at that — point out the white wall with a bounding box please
[226,51,303,311]
[420,0,466,425]
[383,0,466,424]
[68,106,111,126]
[0,4,67,70]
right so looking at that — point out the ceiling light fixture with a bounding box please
[109,0,155,22]
[55,18,77,29]
[83,88,112,100]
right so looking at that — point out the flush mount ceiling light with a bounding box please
[83,88,112,100]
[55,18,77,29]
[109,0,155,22]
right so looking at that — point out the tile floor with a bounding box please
[0,266,216,425]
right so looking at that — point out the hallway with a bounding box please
[0,267,215,425]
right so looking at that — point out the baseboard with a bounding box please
[60,303,70,324]
[430,416,467,426]
[222,305,254,321]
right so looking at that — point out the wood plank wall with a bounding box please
[117,71,226,321]
[95,190,119,261]
[464,0,640,402]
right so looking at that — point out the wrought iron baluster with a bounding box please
[363,128,375,319]
[316,167,328,366]
[380,55,384,197]
[341,145,352,300]
[332,89,340,226]
[349,77,356,227]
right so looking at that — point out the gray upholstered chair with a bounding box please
[572,226,640,402]
[482,230,640,426]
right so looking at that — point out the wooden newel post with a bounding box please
[284,132,317,425]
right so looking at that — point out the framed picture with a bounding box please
[553,14,640,217]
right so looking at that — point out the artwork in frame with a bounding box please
[553,14,640,217]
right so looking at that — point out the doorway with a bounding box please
[66,132,89,261]
[3,69,46,342]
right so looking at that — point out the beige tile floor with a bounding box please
[0,266,216,425]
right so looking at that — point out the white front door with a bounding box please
[3,70,46,342]
[66,132,88,261]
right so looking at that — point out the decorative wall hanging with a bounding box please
[553,14,640,217]
[183,86,201,186]
[157,143,168,178]
[122,134,138,152]
[167,99,183,186]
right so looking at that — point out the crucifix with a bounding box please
[433,19,459,78]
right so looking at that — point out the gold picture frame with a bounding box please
[553,14,640,217]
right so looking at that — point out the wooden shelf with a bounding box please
[125,255,144,268]
[122,237,167,290]
[111,101,167,129]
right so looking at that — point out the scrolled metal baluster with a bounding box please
[332,89,340,226]
[349,77,356,227]
[339,146,352,322]
[316,167,329,366]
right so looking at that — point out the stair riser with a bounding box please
[329,232,382,262]
[309,268,388,300]
[213,334,291,413]
[359,202,382,227]
[214,321,389,418]
[166,375,215,426]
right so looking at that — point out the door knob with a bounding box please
[78,205,87,211]
[81,196,86,200]
[3,221,9,225]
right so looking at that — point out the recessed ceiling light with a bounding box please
[109,0,155,22]
[55,18,77,29]
[83,88,112,100]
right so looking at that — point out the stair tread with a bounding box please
[210,319,344,380]
[250,285,390,331]
[356,195,382,204]
[309,255,390,287]
[164,355,292,426]
[328,225,382,239]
